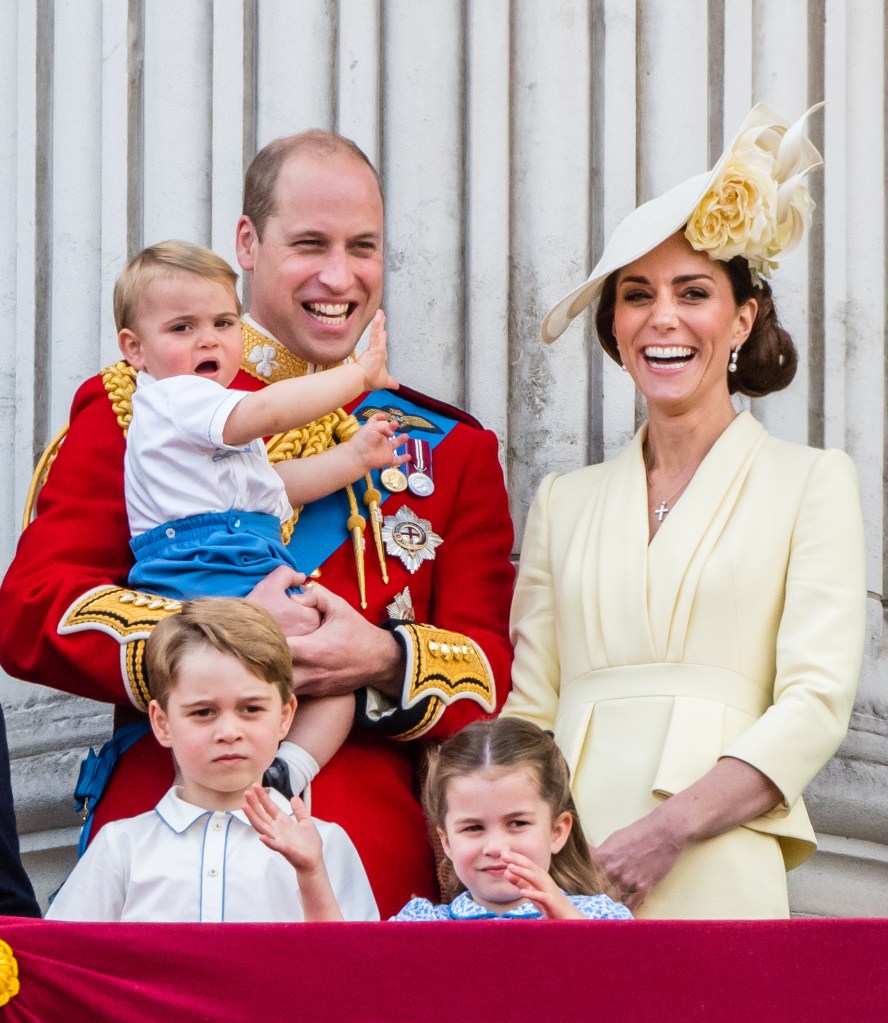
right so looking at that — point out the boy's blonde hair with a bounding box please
[146,598,293,708]
[113,240,242,332]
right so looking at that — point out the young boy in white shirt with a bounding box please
[46,598,378,922]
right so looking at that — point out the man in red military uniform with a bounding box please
[0,131,514,918]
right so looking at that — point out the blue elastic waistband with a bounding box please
[130,510,283,561]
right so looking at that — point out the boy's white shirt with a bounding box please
[124,371,292,537]
[46,786,379,922]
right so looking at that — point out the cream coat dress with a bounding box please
[504,412,866,919]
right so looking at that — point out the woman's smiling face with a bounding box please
[612,232,757,417]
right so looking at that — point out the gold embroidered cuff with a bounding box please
[58,586,183,711]
[395,623,496,717]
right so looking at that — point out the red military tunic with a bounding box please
[0,331,514,918]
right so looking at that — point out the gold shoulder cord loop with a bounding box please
[102,360,138,436]
[22,361,136,531]
[22,423,68,531]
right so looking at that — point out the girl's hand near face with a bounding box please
[501,851,585,920]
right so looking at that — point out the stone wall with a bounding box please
[2,0,885,914]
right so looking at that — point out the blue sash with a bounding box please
[288,389,456,572]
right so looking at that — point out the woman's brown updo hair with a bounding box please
[594,251,798,398]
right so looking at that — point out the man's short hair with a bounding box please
[146,598,293,708]
[242,129,383,240]
[113,240,242,332]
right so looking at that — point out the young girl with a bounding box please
[391,718,632,920]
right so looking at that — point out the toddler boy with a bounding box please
[115,240,407,799]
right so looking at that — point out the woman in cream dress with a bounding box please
[503,106,867,919]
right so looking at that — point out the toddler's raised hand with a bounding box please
[502,851,585,920]
[356,310,399,392]
[242,783,323,872]
[347,413,409,474]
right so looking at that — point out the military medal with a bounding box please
[406,439,435,497]
[386,586,416,621]
[382,506,443,574]
[380,465,408,493]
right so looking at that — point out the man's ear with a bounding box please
[235,215,259,273]
[118,328,146,371]
[148,699,173,748]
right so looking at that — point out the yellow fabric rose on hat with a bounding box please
[685,105,822,283]
[686,147,778,274]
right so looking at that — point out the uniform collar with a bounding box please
[448,891,544,920]
[240,315,353,384]
[154,785,294,834]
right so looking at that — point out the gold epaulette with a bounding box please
[58,586,184,710]
[388,623,497,739]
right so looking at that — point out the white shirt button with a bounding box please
[207,868,218,877]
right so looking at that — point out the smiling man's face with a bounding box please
[236,149,385,366]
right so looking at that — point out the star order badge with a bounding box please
[382,506,443,574]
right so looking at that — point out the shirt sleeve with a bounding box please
[571,894,634,920]
[388,898,444,921]
[318,821,380,921]
[501,473,562,730]
[44,828,128,922]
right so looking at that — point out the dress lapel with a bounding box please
[646,411,766,660]
[596,429,659,666]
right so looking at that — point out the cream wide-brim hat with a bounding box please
[540,103,823,344]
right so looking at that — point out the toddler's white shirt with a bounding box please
[124,372,292,536]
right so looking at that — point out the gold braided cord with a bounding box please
[334,414,360,442]
[22,423,68,532]
[363,477,388,583]
[267,409,353,544]
[101,360,138,436]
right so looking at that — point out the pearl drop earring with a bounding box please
[728,347,739,373]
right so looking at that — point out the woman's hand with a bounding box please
[594,757,784,911]
[594,815,684,911]
[501,851,585,920]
